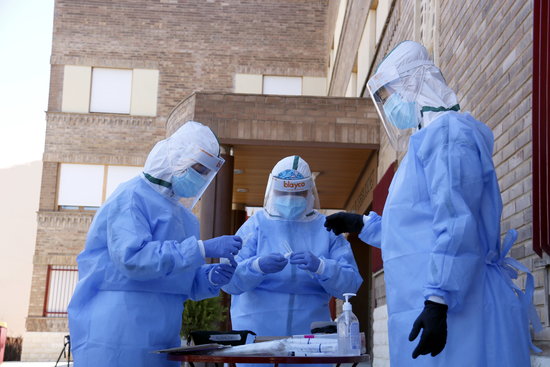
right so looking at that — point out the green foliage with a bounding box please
[181,293,227,341]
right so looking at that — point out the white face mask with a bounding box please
[274,195,307,219]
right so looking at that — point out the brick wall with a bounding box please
[26,212,93,329]
[168,92,380,146]
[38,162,58,211]
[29,0,335,338]
[372,305,390,367]
[43,112,164,166]
[369,2,542,330]
[50,0,330,118]
[438,0,544,335]
[364,0,548,357]
[21,332,69,362]
[47,65,63,112]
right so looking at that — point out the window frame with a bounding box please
[43,265,79,317]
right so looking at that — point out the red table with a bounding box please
[167,353,371,367]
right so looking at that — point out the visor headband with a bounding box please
[193,149,225,171]
[272,177,312,192]
[367,59,434,93]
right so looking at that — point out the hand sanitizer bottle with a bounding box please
[337,293,361,356]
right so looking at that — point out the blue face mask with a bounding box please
[172,168,207,198]
[383,93,419,129]
[274,195,307,220]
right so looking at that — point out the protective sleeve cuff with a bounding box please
[197,240,205,258]
[252,258,265,274]
[427,295,446,305]
[315,258,325,275]
[362,214,371,227]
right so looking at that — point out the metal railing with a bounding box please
[44,265,79,317]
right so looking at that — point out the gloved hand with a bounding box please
[408,300,448,358]
[204,235,242,258]
[289,251,321,273]
[209,263,236,286]
[324,212,364,235]
[258,253,288,274]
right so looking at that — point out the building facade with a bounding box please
[23,0,550,365]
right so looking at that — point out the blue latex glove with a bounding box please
[209,263,236,286]
[289,251,321,272]
[204,235,242,258]
[258,253,288,274]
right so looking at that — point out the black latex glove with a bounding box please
[408,300,448,358]
[324,212,364,235]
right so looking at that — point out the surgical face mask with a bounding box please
[274,195,307,220]
[171,168,206,198]
[383,93,419,129]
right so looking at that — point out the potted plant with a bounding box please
[181,293,228,345]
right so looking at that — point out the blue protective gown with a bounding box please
[68,175,219,367]
[223,210,362,340]
[359,112,534,366]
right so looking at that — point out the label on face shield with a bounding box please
[272,177,312,192]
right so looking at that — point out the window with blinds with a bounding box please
[414,0,439,64]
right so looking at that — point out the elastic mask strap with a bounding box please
[420,104,460,117]
[144,172,172,188]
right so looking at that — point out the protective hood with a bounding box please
[367,40,459,151]
[263,155,320,221]
[142,120,224,208]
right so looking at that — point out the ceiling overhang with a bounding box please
[167,92,380,209]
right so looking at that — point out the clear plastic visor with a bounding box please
[263,177,320,221]
[367,82,418,152]
[173,147,225,209]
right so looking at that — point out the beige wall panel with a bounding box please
[130,69,159,116]
[234,74,263,94]
[328,0,348,88]
[345,151,377,213]
[345,73,357,97]
[357,10,377,96]
[302,77,327,96]
[375,0,391,44]
[334,0,348,52]
[61,65,91,113]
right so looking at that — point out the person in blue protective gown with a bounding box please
[324,41,541,367]
[223,155,363,364]
[68,120,243,367]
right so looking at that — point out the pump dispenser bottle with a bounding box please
[337,293,361,355]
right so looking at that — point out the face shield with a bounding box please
[367,64,427,151]
[143,120,224,209]
[171,145,225,209]
[263,156,320,221]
